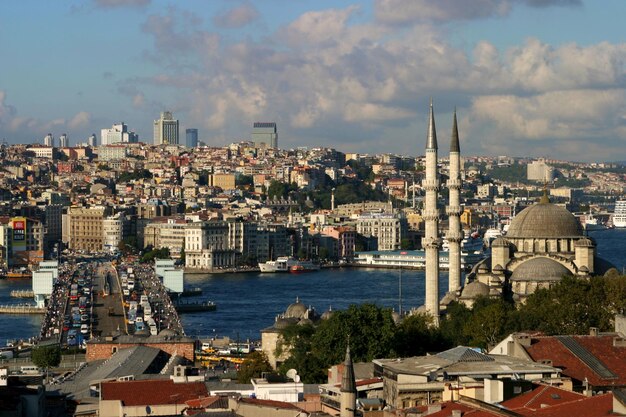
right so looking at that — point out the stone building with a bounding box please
[455,193,613,304]
[68,207,105,252]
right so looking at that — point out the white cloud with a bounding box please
[213,3,259,29]
[93,0,149,8]
[68,111,91,130]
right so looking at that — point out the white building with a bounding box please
[101,123,138,145]
[97,145,129,161]
[26,146,54,158]
[103,212,125,253]
[356,213,406,251]
[527,159,556,182]
[153,111,179,145]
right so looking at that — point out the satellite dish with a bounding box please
[294,375,301,383]
[286,368,298,381]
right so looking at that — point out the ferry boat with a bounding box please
[613,200,626,228]
[173,300,217,313]
[259,257,319,273]
[353,248,486,270]
[583,213,605,231]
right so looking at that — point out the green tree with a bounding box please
[400,238,415,250]
[237,351,273,383]
[463,298,513,349]
[395,313,442,357]
[31,345,61,370]
[439,301,472,347]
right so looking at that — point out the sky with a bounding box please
[1,0,625,162]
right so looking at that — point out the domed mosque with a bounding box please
[456,192,614,305]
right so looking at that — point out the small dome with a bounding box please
[285,298,307,319]
[493,264,504,272]
[274,317,292,329]
[579,265,589,273]
[460,281,490,298]
[492,237,509,248]
[507,199,583,238]
[391,310,401,324]
[321,307,334,320]
[478,263,489,273]
[511,257,573,282]
[298,318,314,326]
[575,238,594,247]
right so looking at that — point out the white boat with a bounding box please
[353,248,486,270]
[259,257,321,273]
[583,213,605,231]
[613,201,626,228]
[483,228,503,247]
[259,257,294,272]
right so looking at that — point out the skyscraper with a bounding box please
[59,133,68,147]
[186,128,198,148]
[88,134,97,147]
[422,99,440,323]
[44,133,54,147]
[154,111,179,145]
[251,122,277,148]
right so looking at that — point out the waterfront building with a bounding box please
[456,192,613,304]
[153,111,179,145]
[143,217,186,257]
[8,216,44,267]
[356,212,407,251]
[186,128,198,148]
[251,122,277,149]
[422,100,440,322]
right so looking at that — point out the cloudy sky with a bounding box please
[1,0,625,161]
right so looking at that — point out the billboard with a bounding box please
[12,217,27,251]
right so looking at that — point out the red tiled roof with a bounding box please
[409,402,500,417]
[502,385,586,411]
[527,393,614,417]
[101,380,208,406]
[524,335,626,387]
[184,396,222,409]
[239,397,302,410]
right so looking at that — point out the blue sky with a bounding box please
[1,0,625,161]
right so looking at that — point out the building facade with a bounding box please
[153,111,179,145]
[251,122,277,149]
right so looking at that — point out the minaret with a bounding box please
[340,344,357,417]
[422,99,440,323]
[446,109,463,293]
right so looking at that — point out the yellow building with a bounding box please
[68,207,105,252]
[210,173,236,191]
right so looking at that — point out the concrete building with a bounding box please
[143,218,186,257]
[527,158,556,182]
[153,111,179,145]
[88,133,97,147]
[100,122,138,145]
[59,133,68,147]
[68,207,105,252]
[251,122,277,149]
[43,133,54,147]
[185,128,198,148]
[422,100,440,322]
[103,212,125,253]
[356,213,406,251]
[210,173,236,191]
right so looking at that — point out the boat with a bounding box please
[259,257,299,273]
[583,212,605,231]
[483,228,503,247]
[5,270,32,279]
[289,260,321,273]
[353,248,486,270]
[174,300,217,313]
[613,200,626,228]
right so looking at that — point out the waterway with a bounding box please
[1,228,625,343]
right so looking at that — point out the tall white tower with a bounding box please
[446,110,463,293]
[422,99,440,322]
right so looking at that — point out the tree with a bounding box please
[400,238,415,250]
[31,345,61,371]
[463,298,513,349]
[237,351,273,383]
[395,313,443,357]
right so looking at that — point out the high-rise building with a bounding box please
[252,122,277,148]
[88,133,97,147]
[186,128,198,148]
[44,133,54,147]
[59,133,68,147]
[154,111,179,145]
[100,122,138,145]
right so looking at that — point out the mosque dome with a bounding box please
[510,257,572,282]
[460,281,490,298]
[492,237,509,248]
[321,307,334,320]
[507,196,583,238]
[575,237,594,247]
[285,298,307,319]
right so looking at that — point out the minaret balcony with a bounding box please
[422,209,439,221]
[447,179,462,189]
[445,231,464,242]
[421,236,442,249]
[422,179,440,191]
[446,206,462,216]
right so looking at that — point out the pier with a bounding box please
[10,290,35,298]
[0,305,45,314]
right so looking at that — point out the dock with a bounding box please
[0,305,45,314]
[10,290,35,298]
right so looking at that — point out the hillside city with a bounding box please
[1,117,626,417]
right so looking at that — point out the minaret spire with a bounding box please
[422,99,440,324]
[446,108,463,294]
[340,343,357,417]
